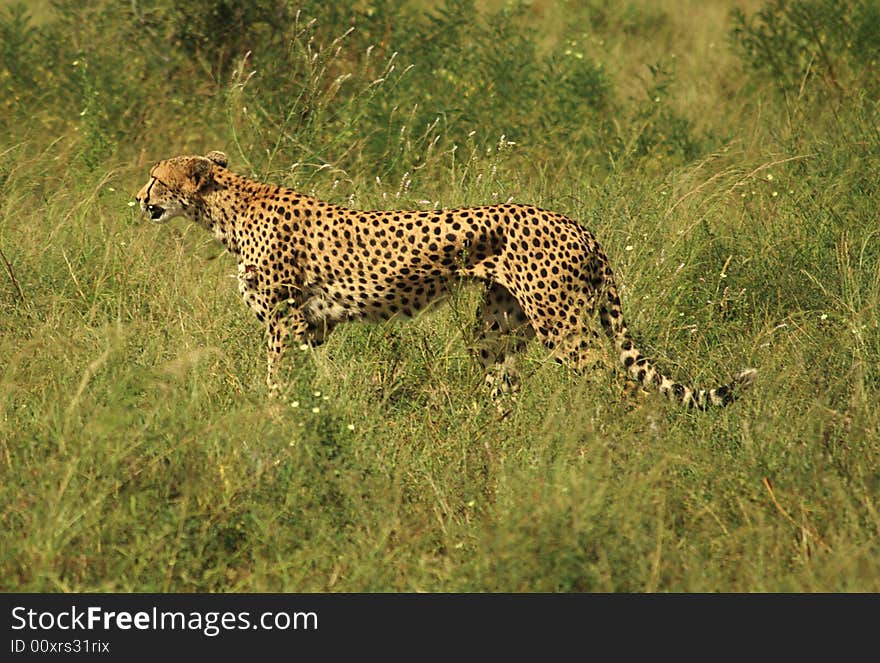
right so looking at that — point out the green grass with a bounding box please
[1,0,879,592]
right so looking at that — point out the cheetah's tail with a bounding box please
[600,292,756,409]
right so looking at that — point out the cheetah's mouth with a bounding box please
[146,205,165,221]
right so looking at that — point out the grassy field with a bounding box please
[1,0,879,592]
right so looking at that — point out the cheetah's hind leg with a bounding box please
[472,283,535,403]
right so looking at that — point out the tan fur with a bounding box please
[137,152,755,408]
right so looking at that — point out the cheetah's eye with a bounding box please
[147,205,164,220]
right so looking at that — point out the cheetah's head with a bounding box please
[136,151,228,223]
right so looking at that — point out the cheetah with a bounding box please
[136,151,755,408]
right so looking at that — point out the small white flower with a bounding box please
[625,245,634,251]
[290,400,300,408]
[311,406,320,414]
[347,424,355,431]
[299,343,309,351]
[313,390,321,397]
[820,313,828,320]
[766,173,774,181]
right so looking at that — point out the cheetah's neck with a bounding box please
[196,170,262,255]
[197,170,324,257]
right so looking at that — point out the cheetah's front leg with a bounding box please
[266,305,310,397]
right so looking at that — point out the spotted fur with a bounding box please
[136,151,755,408]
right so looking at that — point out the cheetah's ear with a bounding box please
[187,156,215,192]
[205,151,228,168]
